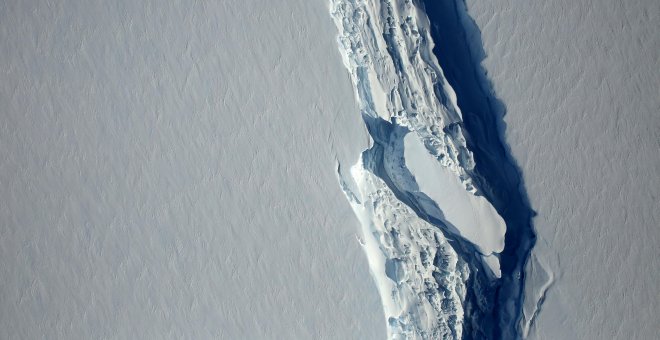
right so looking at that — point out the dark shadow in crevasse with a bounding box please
[420,1,538,339]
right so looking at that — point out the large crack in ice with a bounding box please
[330,0,516,338]
[338,157,467,339]
[330,0,539,339]
[420,0,542,338]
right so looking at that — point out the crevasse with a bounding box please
[330,0,514,338]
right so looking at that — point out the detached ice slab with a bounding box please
[403,132,506,257]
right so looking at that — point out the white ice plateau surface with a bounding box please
[463,0,660,338]
[0,1,387,338]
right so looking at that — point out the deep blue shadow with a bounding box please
[420,1,537,339]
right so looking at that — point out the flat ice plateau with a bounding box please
[0,1,386,338]
[463,0,660,339]
[3,0,656,338]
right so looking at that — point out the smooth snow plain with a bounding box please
[0,1,386,338]
[462,0,660,339]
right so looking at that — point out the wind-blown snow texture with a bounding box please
[331,0,536,338]
[0,1,386,338]
[463,0,660,339]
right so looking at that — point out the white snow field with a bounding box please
[463,0,660,339]
[0,1,386,338]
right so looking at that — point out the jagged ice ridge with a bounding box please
[330,0,513,338]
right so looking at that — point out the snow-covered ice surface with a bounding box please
[461,0,660,339]
[330,0,531,338]
[0,1,387,338]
